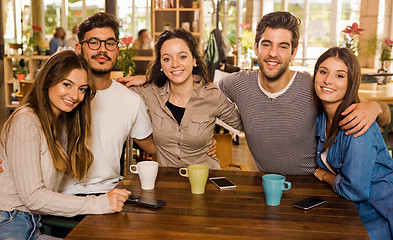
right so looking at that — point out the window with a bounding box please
[118,0,151,39]
[209,0,363,67]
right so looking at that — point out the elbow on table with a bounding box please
[337,185,370,202]
[334,174,371,202]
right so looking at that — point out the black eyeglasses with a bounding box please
[80,38,119,51]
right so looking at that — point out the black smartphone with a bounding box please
[126,195,166,209]
[209,177,236,189]
[292,197,326,210]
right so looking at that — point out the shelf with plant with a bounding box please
[14,60,28,81]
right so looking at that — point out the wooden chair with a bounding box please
[41,216,79,236]
[121,135,134,176]
[214,133,248,171]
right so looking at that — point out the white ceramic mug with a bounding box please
[130,161,159,190]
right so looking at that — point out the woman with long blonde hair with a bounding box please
[0,50,130,239]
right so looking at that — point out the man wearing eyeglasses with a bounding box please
[59,12,155,196]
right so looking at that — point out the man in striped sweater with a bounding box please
[218,11,390,175]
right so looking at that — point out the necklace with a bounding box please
[169,95,187,106]
[169,79,197,106]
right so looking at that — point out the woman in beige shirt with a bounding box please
[0,50,130,239]
[129,29,243,169]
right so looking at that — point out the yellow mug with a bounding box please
[179,165,209,194]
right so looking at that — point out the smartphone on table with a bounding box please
[292,197,326,210]
[209,177,236,189]
[126,195,166,209]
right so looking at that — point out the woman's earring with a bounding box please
[194,63,197,67]
[160,68,163,71]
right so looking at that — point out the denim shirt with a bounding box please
[316,112,393,202]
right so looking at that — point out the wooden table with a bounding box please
[359,82,393,104]
[66,168,368,240]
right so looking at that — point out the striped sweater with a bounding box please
[219,70,317,175]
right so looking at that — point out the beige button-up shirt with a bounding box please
[131,81,243,169]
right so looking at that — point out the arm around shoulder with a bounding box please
[358,98,390,127]
[217,73,238,102]
[216,90,243,131]
[375,101,391,127]
[134,134,156,155]
[116,75,147,88]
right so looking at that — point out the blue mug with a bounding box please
[262,174,291,206]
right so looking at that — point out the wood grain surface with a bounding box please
[66,168,369,240]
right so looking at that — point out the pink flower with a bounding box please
[385,38,393,47]
[342,22,364,37]
[240,23,251,30]
[32,25,42,32]
[120,36,134,47]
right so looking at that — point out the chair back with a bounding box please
[214,133,248,171]
[120,135,133,177]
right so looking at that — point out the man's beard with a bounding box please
[82,49,117,74]
[258,58,290,82]
[91,65,116,74]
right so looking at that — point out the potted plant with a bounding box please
[163,22,172,31]
[25,25,42,56]
[379,38,393,72]
[240,23,255,68]
[15,64,27,81]
[113,36,136,77]
[342,22,365,55]
[192,0,199,8]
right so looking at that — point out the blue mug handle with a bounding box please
[282,181,291,191]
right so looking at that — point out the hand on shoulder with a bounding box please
[116,76,147,88]
[340,101,381,138]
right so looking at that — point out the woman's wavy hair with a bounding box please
[2,50,96,180]
[146,28,210,87]
[312,47,361,148]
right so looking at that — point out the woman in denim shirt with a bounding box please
[312,47,393,240]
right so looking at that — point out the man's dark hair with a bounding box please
[77,12,120,41]
[138,29,148,38]
[255,11,301,54]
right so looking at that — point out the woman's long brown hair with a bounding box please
[312,47,361,148]
[146,28,210,87]
[2,50,96,180]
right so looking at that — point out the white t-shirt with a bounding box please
[60,80,152,194]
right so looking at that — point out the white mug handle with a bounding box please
[130,164,138,174]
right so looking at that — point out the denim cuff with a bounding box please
[332,173,342,194]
